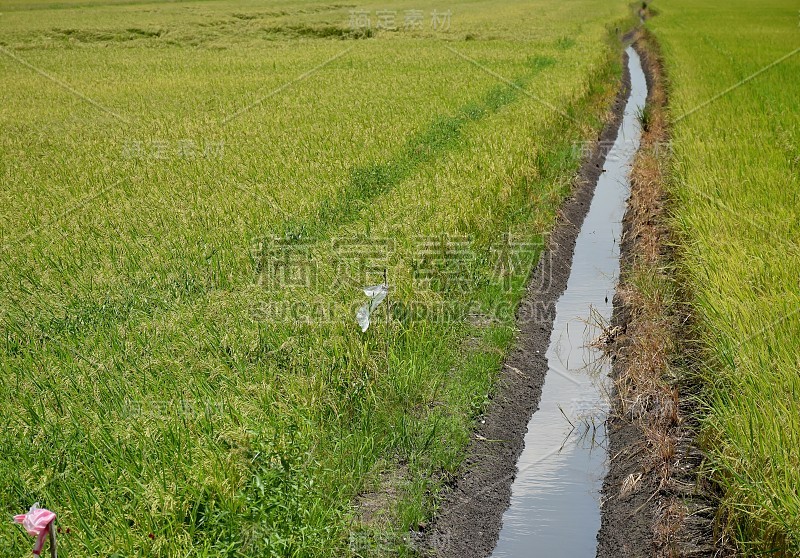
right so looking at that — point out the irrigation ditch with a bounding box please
[421,29,722,558]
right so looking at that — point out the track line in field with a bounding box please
[268,65,535,242]
[443,44,578,124]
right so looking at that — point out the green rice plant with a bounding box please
[649,0,800,553]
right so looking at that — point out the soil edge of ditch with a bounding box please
[419,46,634,558]
[596,30,728,558]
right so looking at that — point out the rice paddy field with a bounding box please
[649,0,800,553]
[0,0,634,555]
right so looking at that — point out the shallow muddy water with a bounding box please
[490,47,648,558]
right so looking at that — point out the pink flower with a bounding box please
[13,503,56,556]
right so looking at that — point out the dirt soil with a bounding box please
[420,50,633,558]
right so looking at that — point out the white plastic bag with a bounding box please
[356,284,388,332]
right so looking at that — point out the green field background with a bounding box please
[0,1,632,555]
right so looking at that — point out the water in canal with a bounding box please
[490,46,648,558]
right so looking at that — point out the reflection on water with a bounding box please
[490,47,648,558]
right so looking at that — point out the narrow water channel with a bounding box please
[490,47,648,557]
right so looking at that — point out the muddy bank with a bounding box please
[596,33,723,558]
[421,50,633,558]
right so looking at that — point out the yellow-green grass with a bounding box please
[1,0,632,555]
[648,0,800,553]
